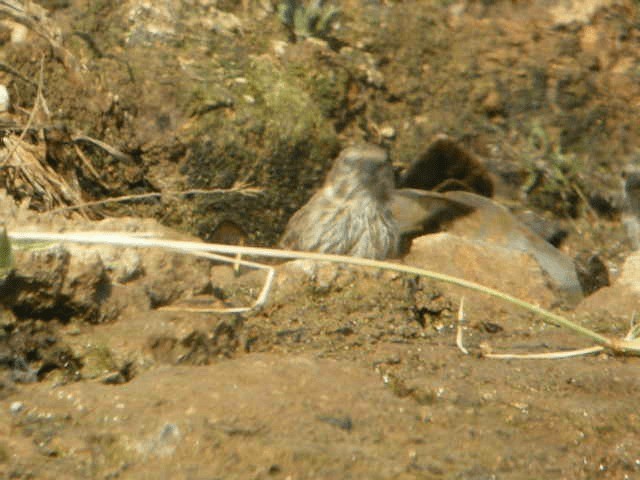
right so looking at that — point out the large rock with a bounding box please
[404,232,558,321]
[392,189,583,297]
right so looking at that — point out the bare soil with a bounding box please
[1,1,640,479]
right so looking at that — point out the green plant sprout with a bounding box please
[277,0,341,40]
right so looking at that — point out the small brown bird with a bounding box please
[280,144,399,259]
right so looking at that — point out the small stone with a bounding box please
[10,23,27,43]
[482,90,503,115]
[619,252,640,292]
[379,126,396,139]
[99,247,143,283]
[0,85,9,113]
[101,371,127,385]
[272,40,288,57]
[9,401,24,414]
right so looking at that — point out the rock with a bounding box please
[441,191,582,298]
[9,401,23,414]
[79,344,118,380]
[142,423,181,458]
[404,232,557,318]
[60,250,110,321]
[9,22,28,43]
[6,245,71,316]
[96,247,143,283]
[203,9,242,36]
[623,215,640,250]
[125,1,243,44]
[575,252,640,321]
[379,125,396,139]
[0,242,113,323]
[138,248,211,308]
[393,189,583,298]
[272,39,288,57]
[481,89,503,116]
[618,252,640,293]
[275,260,358,301]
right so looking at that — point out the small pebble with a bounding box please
[0,85,9,112]
[379,126,395,139]
[271,40,288,57]
[10,23,27,43]
[9,401,24,414]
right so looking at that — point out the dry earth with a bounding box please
[0,1,640,479]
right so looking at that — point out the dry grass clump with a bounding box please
[0,134,84,209]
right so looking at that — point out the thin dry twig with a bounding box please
[159,249,274,314]
[0,61,38,86]
[47,183,263,214]
[482,346,604,360]
[2,136,84,207]
[72,135,133,162]
[478,311,640,359]
[72,143,109,189]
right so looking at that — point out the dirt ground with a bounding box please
[1,0,640,479]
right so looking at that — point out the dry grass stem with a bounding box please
[1,135,84,208]
[9,55,44,150]
[455,297,469,355]
[482,346,604,360]
[72,135,134,162]
[47,183,263,214]
[0,57,83,210]
[72,143,109,189]
[159,250,274,314]
[6,230,639,355]
[479,313,640,359]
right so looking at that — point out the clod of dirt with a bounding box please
[1,1,640,478]
[2,245,112,323]
[0,354,428,479]
[146,316,244,365]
